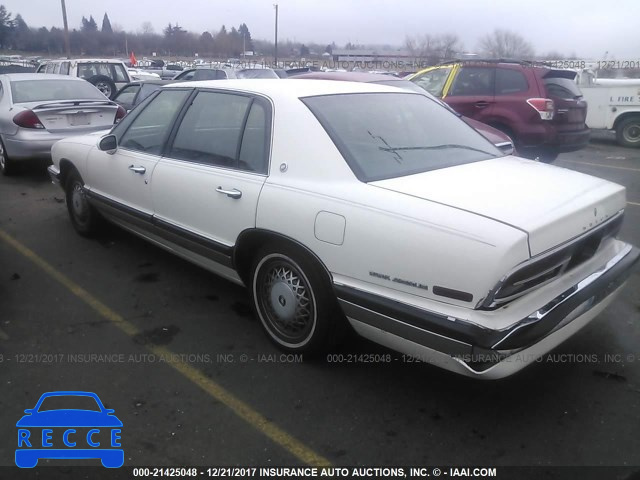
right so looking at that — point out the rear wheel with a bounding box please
[250,244,345,354]
[0,138,14,176]
[616,116,640,148]
[65,169,102,236]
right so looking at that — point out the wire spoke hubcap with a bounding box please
[71,183,89,223]
[258,260,315,342]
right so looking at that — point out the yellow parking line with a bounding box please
[0,228,331,467]
[558,159,640,172]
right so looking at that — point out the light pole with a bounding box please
[60,0,70,58]
[273,4,278,67]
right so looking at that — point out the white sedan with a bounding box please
[47,79,639,379]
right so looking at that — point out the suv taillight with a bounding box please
[13,110,45,129]
[114,105,127,123]
[526,98,555,120]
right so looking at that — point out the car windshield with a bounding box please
[37,395,102,412]
[303,92,501,182]
[11,79,106,103]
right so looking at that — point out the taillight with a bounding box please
[13,110,45,129]
[526,98,554,120]
[114,105,127,123]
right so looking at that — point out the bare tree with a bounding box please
[405,33,462,63]
[140,21,154,35]
[478,29,534,59]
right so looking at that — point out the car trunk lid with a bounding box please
[369,157,626,256]
[23,100,117,132]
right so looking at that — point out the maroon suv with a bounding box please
[410,60,590,162]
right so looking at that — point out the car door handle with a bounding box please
[216,187,242,199]
[128,165,146,174]
[475,101,490,108]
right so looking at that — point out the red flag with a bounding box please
[129,51,137,66]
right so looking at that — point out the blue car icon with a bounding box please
[16,391,123,468]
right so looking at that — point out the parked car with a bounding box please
[173,68,237,81]
[236,68,286,79]
[36,59,132,100]
[112,80,173,111]
[294,71,515,154]
[47,79,638,379]
[0,73,125,175]
[127,68,161,81]
[409,59,590,162]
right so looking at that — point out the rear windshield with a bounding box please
[11,79,106,103]
[544,77,583,100]
[303,93,501,182]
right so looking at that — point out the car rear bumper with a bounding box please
[4,127,113,160]
[549,127,591,152]
[335,243,639,379]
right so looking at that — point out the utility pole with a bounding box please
[273,4,278,67]
[60,0,71,58]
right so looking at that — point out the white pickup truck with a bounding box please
[576,70,640,147]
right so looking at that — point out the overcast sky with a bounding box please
[3,0,638,58]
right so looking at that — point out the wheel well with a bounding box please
[613,113,640,131]
[233,229,332,286]
[58,159,79,188]
[487,122,515,138]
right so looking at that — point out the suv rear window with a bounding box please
[544,77,583,100]
[303,93,501,182]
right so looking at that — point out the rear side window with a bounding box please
[238,102,269,173]
[450,67,495,96]
[495,68,528,94]
[60,62,70,75]
[169,91,252,168]
[544,77,583,100]
[113,64,128,82]
[139,83,163,102]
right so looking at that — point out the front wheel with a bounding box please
[250,245,344,354]
[65,169,102,236]
[616,117,640,148]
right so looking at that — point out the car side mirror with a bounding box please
[99,134,117,154]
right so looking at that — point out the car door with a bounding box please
[151,89,271,261]
[444,66,496,122]
[86,88,192,222]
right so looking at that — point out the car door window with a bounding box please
[114,84,141,106]
[177,70,195,80]
[193,70,219,81]
[411,67,452,97]
[495,68,528,94]
[119,89,191,155]
[450,67,495,96]
[60,62,70,75]
[168,91,252,168]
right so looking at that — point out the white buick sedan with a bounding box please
[48,79,639,379]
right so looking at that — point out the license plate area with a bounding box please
[69,113,90,126]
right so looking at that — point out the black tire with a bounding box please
[250,244,345,354]
[616,116,640,148]
[87,75,117,99]
[0,137,14,176]
[65,169,102,236]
